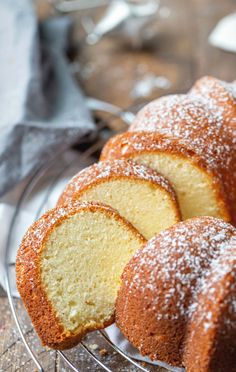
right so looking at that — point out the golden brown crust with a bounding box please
[100,131,231,223]
[57,159,181,222]
[183,241,236,371]
[16,201,146,349]
[115,217,236,368]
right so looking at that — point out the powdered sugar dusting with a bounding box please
[189,76,236,126]
[129,94,235,177]
[102,89,236,221]
[121,217,236,324]
[189,239,236,334]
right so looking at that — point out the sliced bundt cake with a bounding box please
[115,217,236,370]
[58,160,181,239]
[16,201,145,349]
[100,132,233,223]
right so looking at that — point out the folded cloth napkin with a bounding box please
[0,0,96,197]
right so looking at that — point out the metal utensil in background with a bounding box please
[83,0,159,47]
[51,0,159,48]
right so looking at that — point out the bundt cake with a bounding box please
[100,131,234,223]
[58,160,181,239]
[115,217,236,371]
[189,76,236,128]
[16,201,145,349]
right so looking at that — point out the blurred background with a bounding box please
[38,0,236,110]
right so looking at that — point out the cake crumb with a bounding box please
[99,348,108,357]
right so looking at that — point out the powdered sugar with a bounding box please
[189,76,236,125]
[129,93,235,178]
[101,88,236,222]
[121,217,236,325]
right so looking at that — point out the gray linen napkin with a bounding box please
[0,0,95,197]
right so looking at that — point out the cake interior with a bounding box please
[41,210,143,333]
[76,179,179,239]
[130,153,228,221]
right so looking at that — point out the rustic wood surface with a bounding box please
[76,0,236,110]
[1,0,236,371]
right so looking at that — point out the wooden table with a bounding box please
[1,0,235,370]
[75,0,236,110]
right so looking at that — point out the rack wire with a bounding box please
[3,99,177,372]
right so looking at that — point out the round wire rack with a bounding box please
[3,99,179,372]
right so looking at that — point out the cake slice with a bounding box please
[100,131,234,224]
[16,201,145,349]
[58,160,181,239]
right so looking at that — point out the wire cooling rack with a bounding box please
[3,98,176,372]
